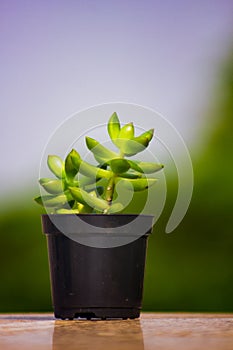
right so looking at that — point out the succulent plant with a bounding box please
[34,112,164,214]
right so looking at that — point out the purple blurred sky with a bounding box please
[0,0,233,195]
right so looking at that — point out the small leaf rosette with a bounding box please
[35,112,164,214]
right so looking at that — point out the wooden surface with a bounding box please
[0,313,233,350]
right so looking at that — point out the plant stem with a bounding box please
[105,176,115,205]
[104,152,123,212]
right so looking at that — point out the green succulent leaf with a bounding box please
[84,184,105,196]
[114,122,135,153]
[34,195,49,206]
[35,113,162,213]
[39,178,64,194]
[72,156,113,179]
[115,177,157,191]
[34,191,72,207]
[39,178,53,185]
[110,158,130,174]
[65,149,80,180]
[119,172,142,179]
[69,149,81,170]
[47,155,65,179]
[122,136,149,156]
[122,129,154,156]
[86,136,118,163]
[118,122,134,139]
[69,187,87,206]
[78,176,100,187]
[106,202,124,213]
[69,187,109,211]
[77,203,93,213]
[128,160,164,174]
[107,112,121,145]
[139,128,154,142]
[95,186,105,196]
[56,208,80,214]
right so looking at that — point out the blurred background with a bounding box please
[0,0,233,312]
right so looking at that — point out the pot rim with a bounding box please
[42,213,154,218]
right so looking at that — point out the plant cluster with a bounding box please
[35,113,164,214]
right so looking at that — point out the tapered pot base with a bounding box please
[55,307,140,320]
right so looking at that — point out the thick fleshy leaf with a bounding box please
[56,208,80,214]
[47,155,65,179]
[73,157,113,179]
[138,128,154,142]
[128,160,164,174]
[39,178,64,194]
[34,191,72,207]
[119,172,142,179]
[69,187,109,211]
[107,112,121,145]
[115,177,157,191]
[86,136,118,163]
[123,137,149,156]
[85,184,104,196]
[118,122,134,139]
[107,202,124,213]
[110,158,130,174]
[65,149,80,179]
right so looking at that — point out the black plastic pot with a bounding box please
[42,214,153,320]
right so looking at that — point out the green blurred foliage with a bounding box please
[0,203,51,311]
[0,52,233,312]
[144,50,233,311]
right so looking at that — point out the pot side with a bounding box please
[42,214,153,320]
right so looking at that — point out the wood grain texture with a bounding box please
[0,313,233,350]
